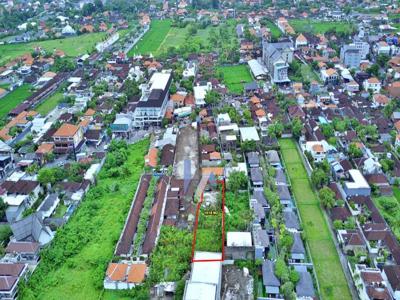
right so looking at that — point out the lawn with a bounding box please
[217,65,253,94]
[0,32,108,66]
[289,19,355,34]
[35,90,64,116]
[279,139,351,300]
[20,139,149,300]
[128,20,172,56]
[0,84,32,119]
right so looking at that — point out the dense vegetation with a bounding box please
[20,139,149,300]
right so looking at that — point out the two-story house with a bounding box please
[52,123,84,154]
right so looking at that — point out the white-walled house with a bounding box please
[363,77,381,93]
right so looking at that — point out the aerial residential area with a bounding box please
[0,0,400,299]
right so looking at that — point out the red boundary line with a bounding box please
[191,179,225,263]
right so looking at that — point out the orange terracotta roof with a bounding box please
[373,94,389,105]
[106,263,128,281]
[392,81,400,88]
[36,143,54,154]
[202,167,224,176]
[367,77,380,84]
[53,123,79,137]
[296,33,307,42]
[395,121,400,131]
[127,263,146,283]
[165,108,173,119]
[255,109,266,117]
[209,151,221,160]
[170,93,185,103]
[84,108,96,116]
[312,144,324,152]
[79,118,90,128]
[250,96,260,104]
[145,148,158,168]
[325,68,337,76]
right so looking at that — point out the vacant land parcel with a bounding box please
[20,139,149,300]
[289,19,355,34]
[279,139,351,300]
[0,84,32,119]
[217,65,253,94]
[129,19,234,57]
[0,32,108,66]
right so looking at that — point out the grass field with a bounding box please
[0,32,108,66]
[217,65,253,94]
[129,20,172,56]
[279,139,351,300]
[21,139,149,300]
[0,84,32,119]
[289,19,355,34]
[35,90,63,116]
[159,25,214,51]
[129,19,231,57]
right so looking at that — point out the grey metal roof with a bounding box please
[38,194,58,213]
[291,232,305,255]
[251,201,265,220]
[266,150,280,164]
[250,168,263,183]
[283,210,300,230]
[252,189,269,207]
[296,271,315,298]
[244,81,258,91]
[254,228,269,247]
[277,185,291,201]
[246,152,260,166]
[262,260,280,287]
[275,169,287,185]
[11,213,51,243]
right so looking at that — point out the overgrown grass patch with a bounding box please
[20,139,149,300]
